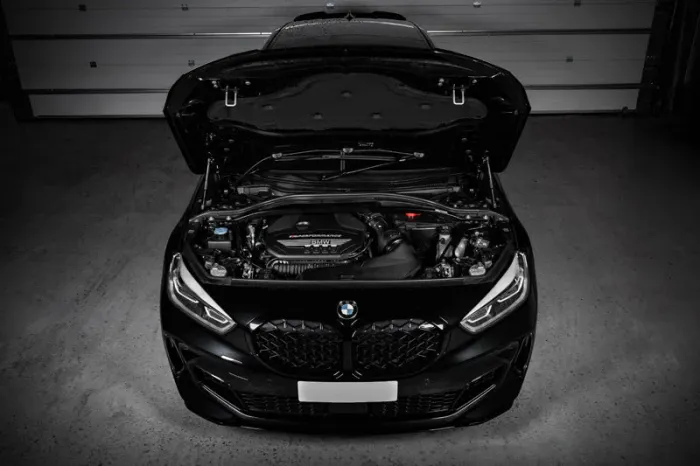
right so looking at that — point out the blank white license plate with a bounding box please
[298,381,398,403]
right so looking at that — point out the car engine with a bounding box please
[188,208,510,281]
[264,213,371,275]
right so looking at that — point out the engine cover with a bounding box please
[264,213,368,261]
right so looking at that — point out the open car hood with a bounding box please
[164,45,530,175]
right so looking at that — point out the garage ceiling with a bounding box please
[2,0,657,116]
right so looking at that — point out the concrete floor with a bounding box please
[1,106,699,465]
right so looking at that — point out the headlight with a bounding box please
[460,251,530,334]
[167,253,236,334]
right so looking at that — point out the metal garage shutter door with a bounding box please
[2,0,656,117]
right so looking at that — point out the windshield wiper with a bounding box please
[320,151,424,181]
[231,150,324,189]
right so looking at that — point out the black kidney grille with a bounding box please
[354,319,443,377]
[252,319,343,377]
[252,318,443,378]
[236,390,461,419]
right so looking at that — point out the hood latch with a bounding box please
[224,85,238,108]
[452,84,466,106]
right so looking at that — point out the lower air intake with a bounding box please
[236,390,462,419]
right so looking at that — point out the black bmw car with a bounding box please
[160,11,537,432]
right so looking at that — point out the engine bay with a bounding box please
[187,207,513,281]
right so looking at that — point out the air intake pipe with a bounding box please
[365,213,404,254]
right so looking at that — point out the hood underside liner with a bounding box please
[164,48,530,174]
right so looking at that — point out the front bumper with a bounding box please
[160,285,536,432]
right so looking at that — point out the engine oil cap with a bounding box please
[214,227,229,236]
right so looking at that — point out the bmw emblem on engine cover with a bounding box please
[338,300,358,320]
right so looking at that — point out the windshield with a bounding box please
[253,167,465,190]
[232,158,474,202]
[231,168,473,208]
[227,148,470,189]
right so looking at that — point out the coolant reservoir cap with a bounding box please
[469,263,487,276]
[210,264,227,278]
[214,227,229,236]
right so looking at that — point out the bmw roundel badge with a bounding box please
[338,300,358,319]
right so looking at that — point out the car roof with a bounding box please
[265,14,433,51]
